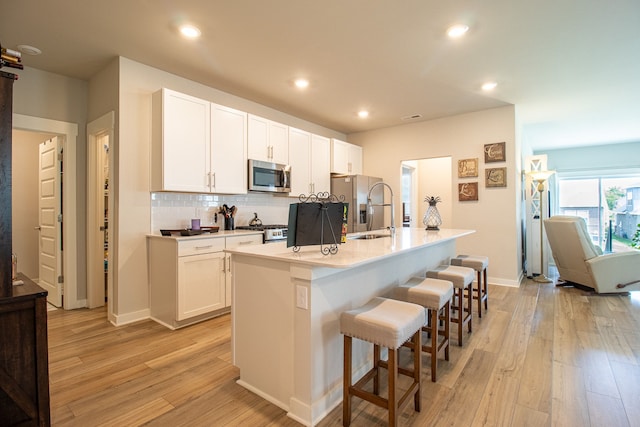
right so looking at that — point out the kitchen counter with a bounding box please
[147,229,263,241]
[228,227,473,426]
[225,227,473,269]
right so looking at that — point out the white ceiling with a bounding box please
[2,0,640,150]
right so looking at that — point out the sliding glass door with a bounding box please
[557,175,639,252]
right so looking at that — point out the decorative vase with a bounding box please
[423,196,443,230]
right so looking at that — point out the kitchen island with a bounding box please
[226,227,473,426]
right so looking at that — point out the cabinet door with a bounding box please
[311,134,330,194]
[269,121,289,164]
[211,104,247,194]
[153,89,210,192]
[288,127,311,196]
[348,144,363,175]
[330,138,350,174]
[224,234,262,307]
[247,114,270,162]
[247,115,288,165]
[177,252,225,320]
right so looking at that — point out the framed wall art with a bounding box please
[484,142,506,163]
[485,167,507,187]
[457,158,478,178]
[458,182,478,201]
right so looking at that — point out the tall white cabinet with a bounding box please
[152,88,247,194]
[152,89,211,193]
[211,104,248,194]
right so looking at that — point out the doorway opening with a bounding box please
[87,112,114,312]
[13,114,79,309]
[401,157,452,229]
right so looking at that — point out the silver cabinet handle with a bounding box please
[195,245,213,250]
[34,226,41,231]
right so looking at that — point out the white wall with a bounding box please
[541,141,640,174]
[12,66,89,300]
[349,106,522,286]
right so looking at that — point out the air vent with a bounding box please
[401,114,422,121]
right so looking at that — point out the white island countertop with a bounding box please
[225,227,474,269]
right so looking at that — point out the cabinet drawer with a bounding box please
[226,234,263,248]
[178,238,225,256]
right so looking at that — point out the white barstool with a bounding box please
[451,254,489,317]
[392,277,453,382]
[426,265,475,345]
[340,297,425,427]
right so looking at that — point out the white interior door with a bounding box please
[38,137,63,306]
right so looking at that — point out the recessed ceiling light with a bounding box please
[482,81,498,91]
[358,110,369,119]
[447,24,469,39]
[179,24,201,39]
[16,44,42,55]
[294,79,309,89]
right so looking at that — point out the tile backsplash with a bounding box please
[150,192,294,233]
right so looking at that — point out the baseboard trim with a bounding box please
[110,308,150,326]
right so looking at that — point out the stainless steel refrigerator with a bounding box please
[331,175,383,233]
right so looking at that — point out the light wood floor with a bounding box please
[47,276,640,426]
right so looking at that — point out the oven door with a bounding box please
[249,159,291,193]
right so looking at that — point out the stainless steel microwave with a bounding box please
[248,159,291,193]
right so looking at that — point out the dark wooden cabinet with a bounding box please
[0,276,50,426]
[1,62,51,426]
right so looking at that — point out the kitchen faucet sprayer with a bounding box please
[366,182,395,235]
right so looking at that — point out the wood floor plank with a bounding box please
[551,360,590,426]
[517,336,553,414]
[44,281,640,426]
[610,360,640,427]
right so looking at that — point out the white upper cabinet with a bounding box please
[311,134,331,194]
[247,114,289,164]
[288,127,311,197]
[330,138,362,175]
[152,88,247,194]
[288,128,331,196]
[211,104,247,194]
[152,88,211,193]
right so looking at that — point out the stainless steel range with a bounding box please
[236,224,288,243]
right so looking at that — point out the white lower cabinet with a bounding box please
[148,234,261,329]
[177,251,225,320]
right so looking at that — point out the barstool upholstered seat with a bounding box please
[392,277,453,381]
[340,297,425,427]
[426,265,475,345]
[451,254,489,317]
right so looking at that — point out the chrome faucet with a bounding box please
[366,182,395,235]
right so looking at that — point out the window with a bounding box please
[557,175,640,252]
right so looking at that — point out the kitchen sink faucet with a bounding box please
[366,182,395,235]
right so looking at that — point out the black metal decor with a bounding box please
[289,192,346,255]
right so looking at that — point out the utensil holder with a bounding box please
[225,217,235,230]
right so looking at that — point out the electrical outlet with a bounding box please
[296,285,308,310]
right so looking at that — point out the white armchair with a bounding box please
[543,215,640,293]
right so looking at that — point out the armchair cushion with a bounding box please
[544,215,640,293]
